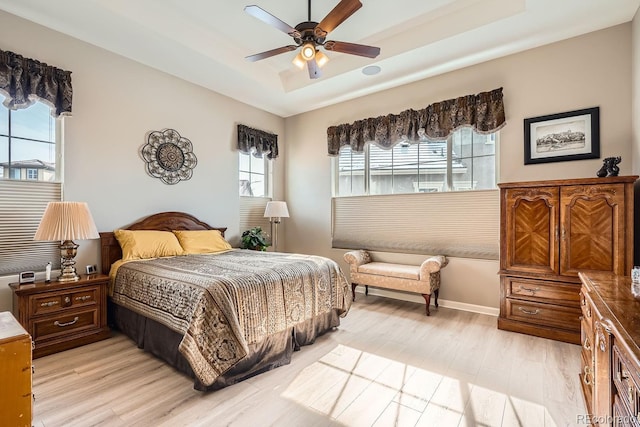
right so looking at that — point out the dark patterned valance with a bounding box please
[0,49,73,118]
[327,87,505,156]
[237,124,278,159]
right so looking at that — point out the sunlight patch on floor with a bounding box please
[281,344,556,426]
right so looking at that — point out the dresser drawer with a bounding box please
[504,298,581,331]
[30,286,98,316]
[31,309,99,342]
[580,290,595,330]
[580,346,594,410]
[504,277,580,304]
[612,343,640,423]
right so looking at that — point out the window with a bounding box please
[335,128,497,196]
[0,94,62,275]
[26,168,38,180]
[0,96,58,182]
[239,152,270,197]
[238,152,272,236]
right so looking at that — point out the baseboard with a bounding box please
[355,287,499,317]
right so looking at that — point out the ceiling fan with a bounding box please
[244,0,381,79]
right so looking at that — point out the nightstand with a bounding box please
[9,274,110,358]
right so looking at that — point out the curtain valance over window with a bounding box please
[327,87,505,156]
[0,49,73,117]
[237,124,278,159]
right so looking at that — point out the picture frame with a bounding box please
[524,107,600,165]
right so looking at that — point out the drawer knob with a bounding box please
[74,295,91,302]
[518,285,540,295]
[518,307,540,315]
[54,316,79,327]
[40,301,59,307]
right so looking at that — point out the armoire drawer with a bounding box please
[504,277,580,305]
[503,298,581,332]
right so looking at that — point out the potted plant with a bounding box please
[241,227,270,251]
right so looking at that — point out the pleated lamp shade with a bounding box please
[34,202,99,242]
[263,201,289,219]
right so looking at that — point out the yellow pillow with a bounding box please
[173,230,232,254]
[114,229,184,261]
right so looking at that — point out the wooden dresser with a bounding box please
[0,311,32,426]
[498,176,636,344]
[579,272,640,426]
[10,274,110,358]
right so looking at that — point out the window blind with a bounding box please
[0,180,62,275]
[332,190,499,259]
[239,196,272,238]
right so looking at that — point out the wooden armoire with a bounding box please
[498,176,637,344]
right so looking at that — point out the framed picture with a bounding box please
[524,107,600,165]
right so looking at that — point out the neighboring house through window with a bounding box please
[335,128,497,196]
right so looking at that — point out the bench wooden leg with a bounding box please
[434,289,439,308]
[351,283,357,301]
[421,294,431,316]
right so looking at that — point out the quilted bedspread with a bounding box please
[111,250,351,386]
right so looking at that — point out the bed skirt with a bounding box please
[108,300,340,391]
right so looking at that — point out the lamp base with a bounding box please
[58,239,80,282]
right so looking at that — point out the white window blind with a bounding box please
[0,180,62,275]
[239,196,272,237]
[332,190,499,259]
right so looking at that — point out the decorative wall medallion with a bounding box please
[142,129,197,185]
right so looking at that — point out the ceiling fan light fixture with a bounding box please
[292,52,306,69]
[301,42,316,60]
[315,50,329,68]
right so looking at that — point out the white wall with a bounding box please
[0,11,286,311]
[284,24,633,312]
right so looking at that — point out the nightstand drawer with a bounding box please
[30,286,98,316]
[32,309,98,342]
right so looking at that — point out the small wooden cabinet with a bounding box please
[498,176,636,344]
[579,273,640,426]
[0,311,32,426]
[9,274,110,358]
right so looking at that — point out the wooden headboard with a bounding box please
[99,211,227,274]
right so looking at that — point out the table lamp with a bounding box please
[264,201,289,251]
[34,201,99,282]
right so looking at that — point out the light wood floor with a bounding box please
[32,296,586,427]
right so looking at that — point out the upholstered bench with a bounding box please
[343,250,448,316]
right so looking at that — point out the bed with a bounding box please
[100,211,351,391]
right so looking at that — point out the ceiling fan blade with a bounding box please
[324,41,380,58]
[245,45,298,62]
[244,5,301,38]
[316,0,362,36]
[307,58,322,79]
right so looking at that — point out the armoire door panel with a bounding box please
[560,184,624,276]
[504,187,559,275]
